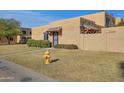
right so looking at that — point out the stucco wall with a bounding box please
[49,17,81,46]
[115,18,121,25]
[32,17,81,47]
[80,32,107,51]
[17,35,20,43]
[81,12,105,27]
[32,25,49,40]
[102,26,124,52]
[31,13,124,53]
[80,26,124,52]
[115,18,124,25]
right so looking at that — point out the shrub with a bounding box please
[27,39,51,48]
[55,44,78,49]
[114,22,124,27]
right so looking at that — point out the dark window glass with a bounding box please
[105,17,111,27]
[44,32,48,40]
[30,31,32,35]
[22,31,26,35]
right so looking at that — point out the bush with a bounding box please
[55,44,78,49]
[114,22,124,27]
[27,39,51,48]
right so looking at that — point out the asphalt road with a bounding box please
[0,59,57,82]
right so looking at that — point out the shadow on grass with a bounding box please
[50,59,59,63]
[119,61,124,77]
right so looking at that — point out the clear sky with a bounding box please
[0,10,124,28]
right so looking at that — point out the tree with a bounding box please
[0,18,21,44]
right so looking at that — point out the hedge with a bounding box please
[55,44,78,49]
[27,39,51,48]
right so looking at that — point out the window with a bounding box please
[22,31,26,35]
[30,31,32,35]
[80,26,100,34]
[44,32,48,40]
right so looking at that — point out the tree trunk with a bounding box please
[6,37,10,45]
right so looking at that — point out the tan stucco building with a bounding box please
[115,17,124,25]
[17,28,32,44]
[32,11,124,52]
[0,27,31,44]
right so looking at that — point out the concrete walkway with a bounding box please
[0,59,57,82]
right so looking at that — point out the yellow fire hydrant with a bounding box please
[43,50,50,64]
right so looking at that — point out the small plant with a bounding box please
[27,39,51,48]
[55,44,78,49]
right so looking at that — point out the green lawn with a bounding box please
[0,44,124,81]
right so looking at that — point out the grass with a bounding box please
[0,44,124,81]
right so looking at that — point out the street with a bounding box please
[0,59,56,82]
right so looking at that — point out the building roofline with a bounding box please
[50,16,80,24]
[50,11,110,24]
[32,11,122,28]
[32,25,49,29]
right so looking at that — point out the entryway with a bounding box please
[53,32,58,47]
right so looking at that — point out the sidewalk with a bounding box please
[0,59,57,82]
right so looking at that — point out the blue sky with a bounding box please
[0,10,124,28]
